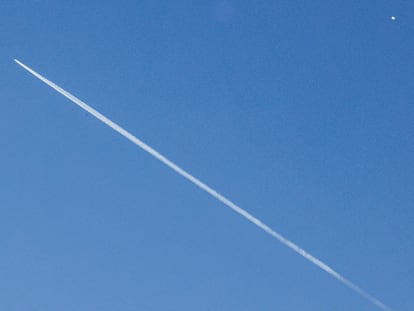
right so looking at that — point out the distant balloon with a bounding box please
[391,16,396,20]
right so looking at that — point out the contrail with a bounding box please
[14,59,391,311]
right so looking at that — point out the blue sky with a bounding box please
[1,1,413,310]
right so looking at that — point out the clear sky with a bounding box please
[1,1,413,310]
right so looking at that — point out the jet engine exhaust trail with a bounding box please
[14,59,391,311]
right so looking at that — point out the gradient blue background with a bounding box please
[1,1,413,310]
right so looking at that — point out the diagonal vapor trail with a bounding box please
[14,59,391,311]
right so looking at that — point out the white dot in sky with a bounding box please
[391,16,396,20]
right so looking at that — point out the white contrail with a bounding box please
[14,59,391,311]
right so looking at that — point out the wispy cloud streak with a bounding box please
[14,59,391,311]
